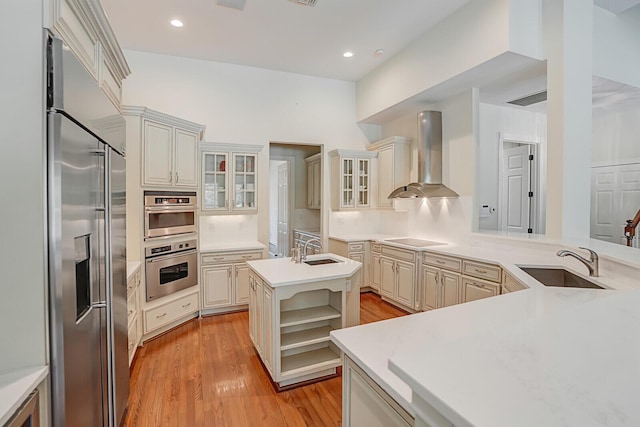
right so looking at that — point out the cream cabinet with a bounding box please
[329,150,377,210]
[374,244,419,312]
[143,289,199,334]
[328,239,370,291]
[201,144,262,213]
[248,270,347,388]
[502,272,528,294]
[49,0,130,111]
[462,276,501,303]
[126,265,142,366]
[200,249,263,313]
[305,153,321,209]
[343,356,413,427]
[366,137,411,208]
[143,117,203,188]
[421,253,463,311]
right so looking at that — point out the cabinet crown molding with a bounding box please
[328,149,378,158]
[366,136,411,152]
[304,153,322,162]
[121,106,206,138]
[200,142,263,153]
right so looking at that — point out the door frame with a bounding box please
[497,132,545,234]
[269,156,295,257]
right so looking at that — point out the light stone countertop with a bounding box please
[0,366,48,425]
[127,261,141,282]
[247,253,360,287]
[330,238,640,424]
[329,233,400,243]
[199,241,266,252]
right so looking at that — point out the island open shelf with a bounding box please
[246,254,360,389]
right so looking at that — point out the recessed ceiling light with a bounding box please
[343,51,354,58]
[375,49,384,56]
[170,19,184,28]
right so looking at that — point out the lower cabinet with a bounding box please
[143,289,199,334]
[126,266,142,366]
[328,238,370,291]
[376,244,419,311]
[461,277,500,303]
[502,272,527,294]
[248,270,347,388]
[343,356,413,427]
[422,266,461,311]
[200,249,263,313]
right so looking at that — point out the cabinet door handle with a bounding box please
[156,312,167,319]
[475,269,488,274]
[182,302,192,308]
[169,172,173,183]
[228,268,232,278]
[235,269,238,279]
[435,272,439,283]
[128,310,134,316]
[175,172,179,183]
[441,274,445,285]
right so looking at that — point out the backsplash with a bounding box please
[406,196,472,244]
[199,214,258,245]
[329,210,408,236]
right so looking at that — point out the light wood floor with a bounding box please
[125,292,407,427]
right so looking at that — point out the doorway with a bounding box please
[269,143,322,258]
[498,134,542,234]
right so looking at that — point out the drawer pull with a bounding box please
[156,313,167,319]
[182,302,192,308]
[128,342,134,350]
[242,255,253,259]
[436,259,445,264]
[474,269,488,274]
[212,257,224,261]
[128,310,134,316]
[474,282,485,288]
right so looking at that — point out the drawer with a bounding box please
[422,252,462,272]
[144,291,199,333]
[380,244,416,263]
[201,251,262,265]
[503,273,527,293]
[371,243,381,253]
[462,276,500,302]
[348,242,365,252]
[462,260,502,283]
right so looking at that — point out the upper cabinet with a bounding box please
[304,153,321,210]
[367,137,411,208]
[122,107,205,189]
[201,143,262,213]
[329,150,377,210]
[48,0,131,110]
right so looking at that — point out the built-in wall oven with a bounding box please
[145,239,198,301]
[144,191,197,239]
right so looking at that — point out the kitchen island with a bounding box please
[247,253,361,389]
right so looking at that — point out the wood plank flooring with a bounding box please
[125,292,407,427]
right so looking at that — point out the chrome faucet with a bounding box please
[556,247,599,277]
[303,238,323,260]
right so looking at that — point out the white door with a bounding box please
[202,266,233,308]
[591,166,617,242]
[173,128,198,187]
[143,120,173,186]
[620,164,640,247]
[501,145,532,232]
[276,162,289,257]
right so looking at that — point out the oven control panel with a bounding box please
[145,239,197,258]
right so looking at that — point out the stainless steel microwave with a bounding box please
[144,191,197,239]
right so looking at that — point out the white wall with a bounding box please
[122,50,371,247]
[268,160,284,246]
[0,0,48,373]
[477,103,547,231]
[593,5,640,89]
[593,109,640,165]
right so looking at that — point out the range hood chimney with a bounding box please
[388,111,459,199]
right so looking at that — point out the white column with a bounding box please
[543,0,593,240]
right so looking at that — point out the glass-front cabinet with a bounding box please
[201,143,262,213]
[329,149,377,210]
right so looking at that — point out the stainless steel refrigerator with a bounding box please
[46,34,129,427]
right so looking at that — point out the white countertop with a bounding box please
[247,253,361,287]
[0,366,48,425]
[330,238,640,425]
[127,261,141,282]
[389,288,640,427]
[199,241,266,252]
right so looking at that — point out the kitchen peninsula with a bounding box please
[246,253,360,389]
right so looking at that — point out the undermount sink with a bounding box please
[304,258,339,266]
[518,267,605,289]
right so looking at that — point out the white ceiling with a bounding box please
[101,0,469,82]
[594,0,640,13]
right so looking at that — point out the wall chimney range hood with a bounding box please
[388,111,459,199]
